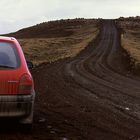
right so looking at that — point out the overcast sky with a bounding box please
[0,0,140,34]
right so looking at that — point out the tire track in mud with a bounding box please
[31,20,140,140]
[63,20,140,139]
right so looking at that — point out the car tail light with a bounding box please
[18,74,33,94]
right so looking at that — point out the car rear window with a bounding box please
[0,42,20,69]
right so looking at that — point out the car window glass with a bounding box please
[0,42,19,69]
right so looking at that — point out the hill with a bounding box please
[5,19,99,65]
[6,18,98,39]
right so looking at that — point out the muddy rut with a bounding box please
[62,20,140,138]
[32,20,140,140]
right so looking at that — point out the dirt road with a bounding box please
[0,20,139,140]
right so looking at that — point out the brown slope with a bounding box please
[5,19,97,39]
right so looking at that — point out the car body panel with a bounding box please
[0,36,35,124]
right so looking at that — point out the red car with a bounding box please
[0,36,35,129]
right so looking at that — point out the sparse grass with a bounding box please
[19,24,99,65]
[121,28,140,70]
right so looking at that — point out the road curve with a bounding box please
[32,20,140,140]
[63,20,140,139]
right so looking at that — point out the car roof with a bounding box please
[0,36,16,42]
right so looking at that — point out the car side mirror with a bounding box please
[27,61,33,69]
